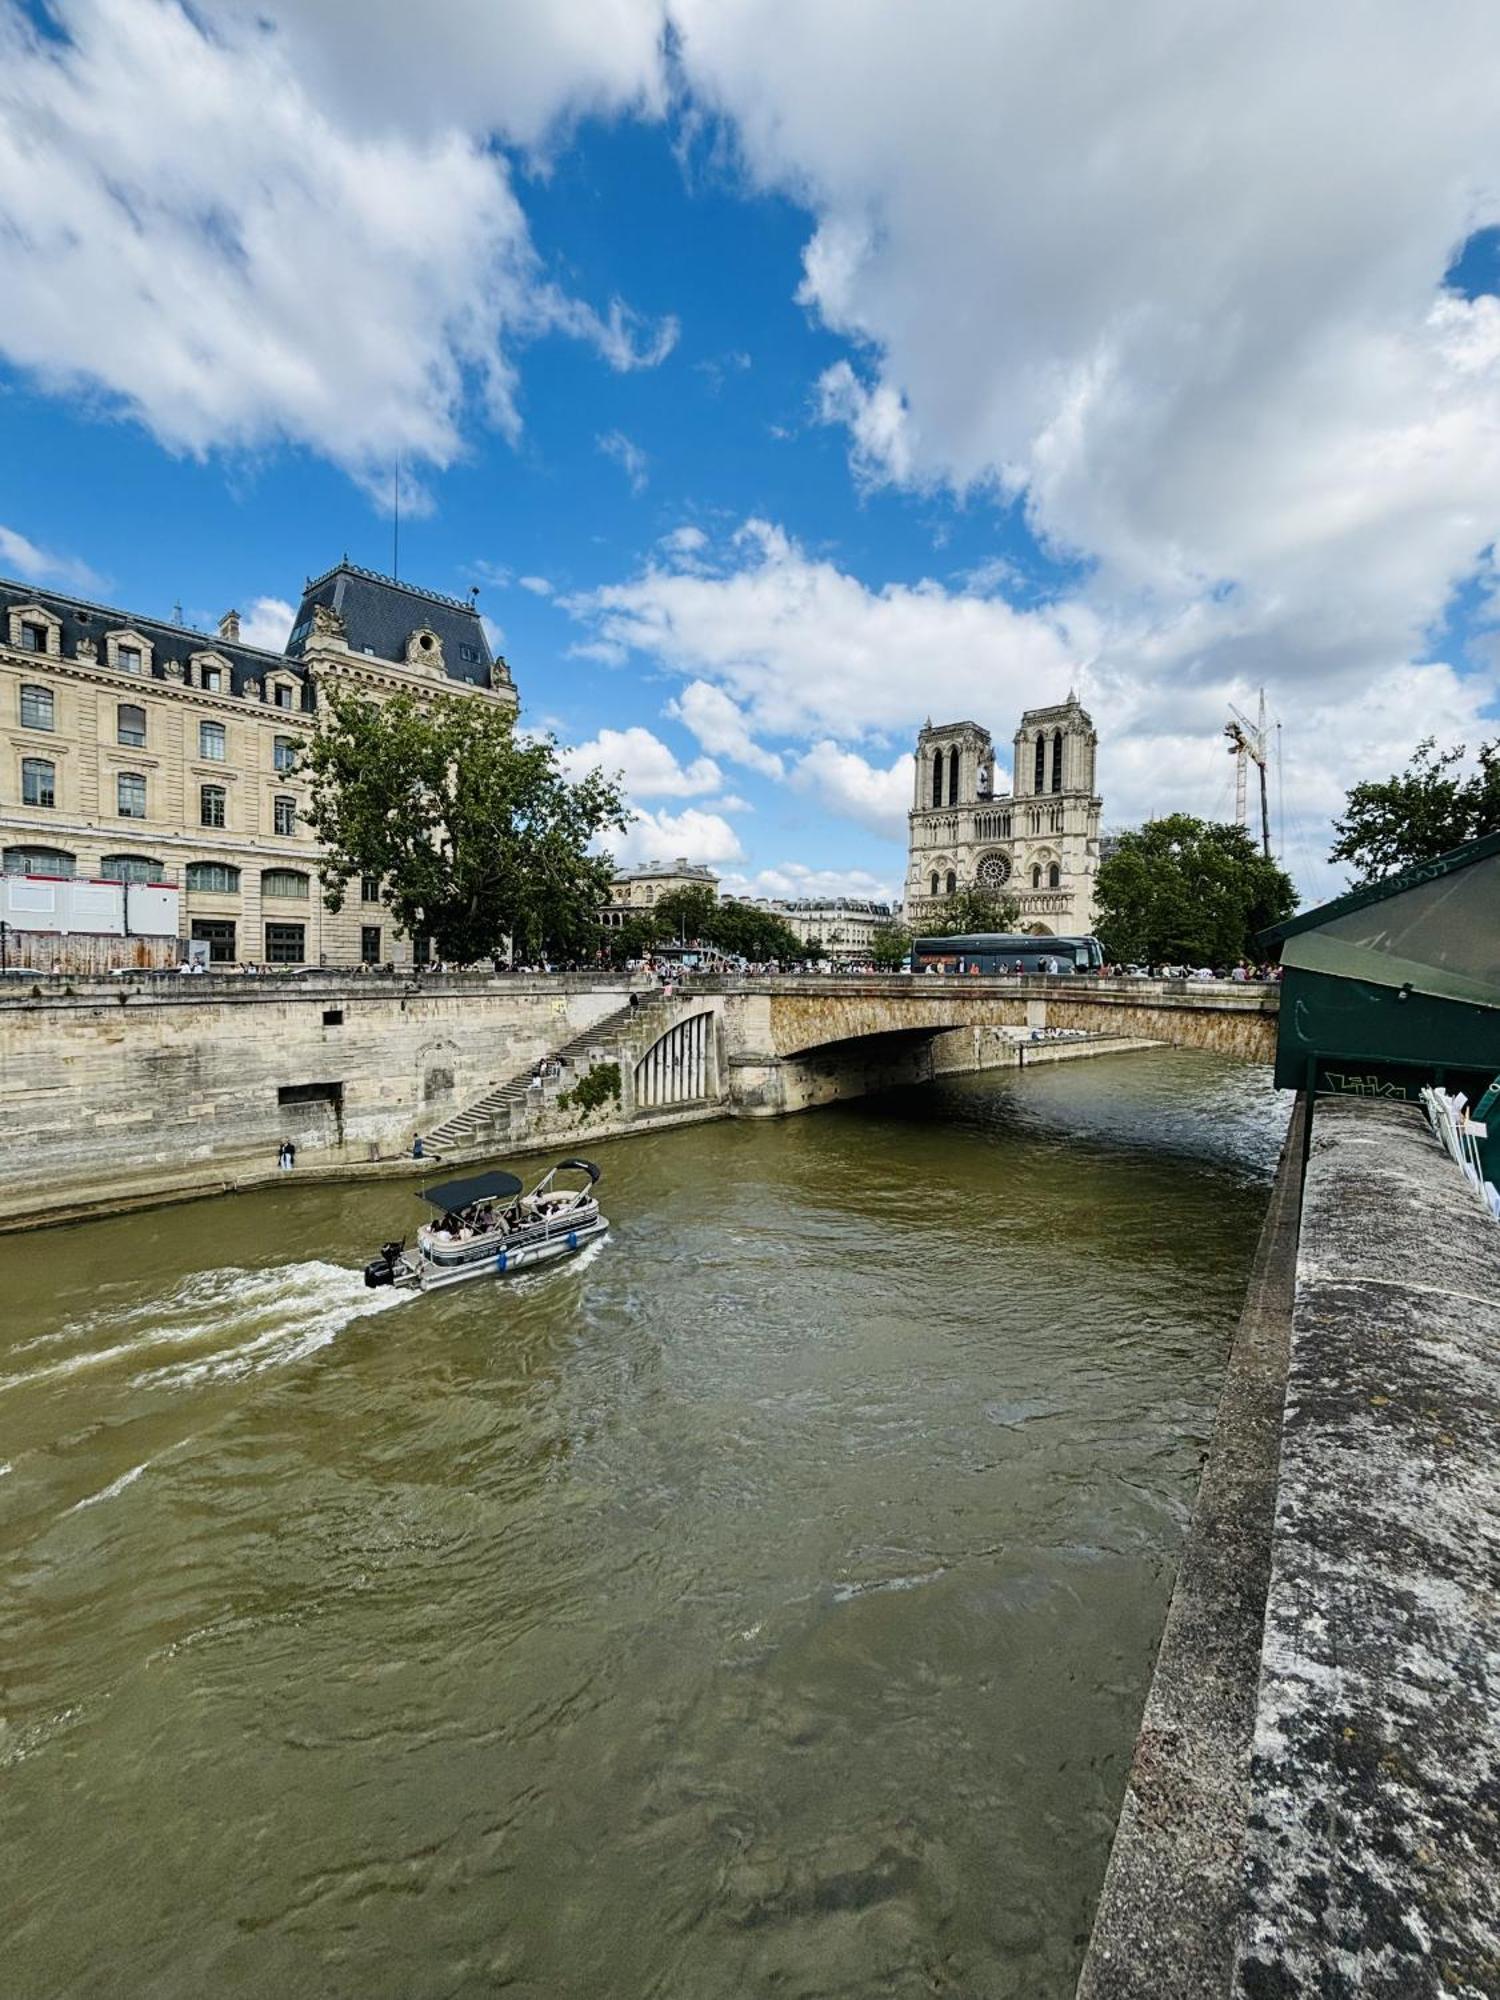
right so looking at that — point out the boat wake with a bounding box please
[0,1261,410,1398]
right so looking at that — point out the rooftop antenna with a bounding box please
[1224,687,1275,859]
[392,454,400,580]
[171,597,184,626]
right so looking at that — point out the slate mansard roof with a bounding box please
[286,562,496,687]
[0,576,314,707]
[0,560,503,701]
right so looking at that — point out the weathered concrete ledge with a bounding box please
[1235,1101,1500,1998]
[1076,1097,1306,1999]
[1078,1096,1500,1998]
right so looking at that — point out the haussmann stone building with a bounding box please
[0,562,516,970]
[904,695,1102,935]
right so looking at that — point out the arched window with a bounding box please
[929,871,939,896]
[118,703,146,748]
[1051,729,1064,793]
[187,862,240,894]
[947,744,960,806]
[1048,862,1061,889]
[273,735,296,774]
[3,844,73,876]
[21,758,55,808]
[1034,733,1046,794]
[945,869,957,895]
[262,869,309,899]
[1031,863,1041,889]
[19,684,53,730]
[100,854,164,884]
[931,750,943,808]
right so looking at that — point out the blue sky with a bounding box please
[5,2,1500,909]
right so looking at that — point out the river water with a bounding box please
[0,1048,1287,2000]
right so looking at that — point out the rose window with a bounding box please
[977,851,1012,888]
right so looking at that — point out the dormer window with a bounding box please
[107,629,153,676]
[8,605,61,657]
[202,666,222,693]
[20,622,46,653]
[120,646,141,672]
[274,682,294,710]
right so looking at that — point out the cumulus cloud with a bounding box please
[0,525,104,594]
[597,429,650,493]
[722,861,900,904]
[518,575,554,596]
[674,0,1500,714]
[238,596,296,652]
[560,724,721,797]
[602,805,745,868]
[667,679,785,777]
[0,0,674,496]
[790,740,911,838]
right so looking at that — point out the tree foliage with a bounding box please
[869,920,913,969]
[600,885,809,963]
[1094,816,1296,965]
[1330,735,1500,884]
[920,886,1021,936]
[300,688,628,965]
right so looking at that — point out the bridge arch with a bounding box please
[635,1011,716,1110]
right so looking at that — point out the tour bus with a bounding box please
[912,933,1105,976]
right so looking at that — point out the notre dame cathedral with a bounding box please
[903,696,1102,935]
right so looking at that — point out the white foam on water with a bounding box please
[67,1460,149,1513]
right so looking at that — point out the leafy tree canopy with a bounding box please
[300,688,627,965]
[1330,735,1500,884]
[869,920,913,969]
[1094,815,1296,966]
[919,886,1021,936]
[603,885,810,963]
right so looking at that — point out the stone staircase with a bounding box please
[420,991,675,1158]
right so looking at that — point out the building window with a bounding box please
[274,682,294,710]
[929,871,939,897]
[264,922,306,964]
[262,868,309,899]
[22,758,56,808]
[3,844,72,876]
[1034,733,1046,794]
[1048,862,1061,889]
[931,751,943,808]
[19,684,53,730]
[201,667,222,693]
[191,918,236,964]
[360,873,380,903]
[19,621,47,653]
[200,784,226,829]
[458,643,480,664]
[199,720,226,761]
[945,869,957,894]
[117,772,146,818]
[118,645,143,674]
[118,703,146,748]
[100,854,164,884]
[360,924,382,963]
[273,735,297,774]
[948,744,960,806]
[1031,864,1041,889]
[273,796,296,837]
[1052,729,1064,793]
[187,862,240,894]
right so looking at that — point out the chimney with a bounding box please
[218,608,241,641]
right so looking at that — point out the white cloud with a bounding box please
[602,805,745,868]
[667,679,784,778]
[238,596,295,651]
[518,574,554,596]
[722,861,900,904]
[0,524,104,594]
[661,524,709,555]
[790,740,911,838]
[597,428,649,493]
[561,724,721,797]
[0,0,673,495]
[673,1,1500,719]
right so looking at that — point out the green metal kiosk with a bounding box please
[1259,830,1500,1179]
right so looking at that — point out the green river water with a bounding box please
[0,1048,1288,2000]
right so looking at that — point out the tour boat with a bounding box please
[363,1160,606,1292]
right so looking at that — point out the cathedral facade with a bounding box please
[903,696,1102,936]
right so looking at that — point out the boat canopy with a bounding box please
[556,1159,601,1182]
[417,1170,524,1210]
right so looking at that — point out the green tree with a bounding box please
[651,884,719,945]
[300,688,628,965]
[922,885,1021,935]
[598,910,664,965]
[1094,816,1296,965]
[869,919,913,969]
[709,899,809,963]
[1330,735,1500,884]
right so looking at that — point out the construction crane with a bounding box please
[1224,689,1274,859]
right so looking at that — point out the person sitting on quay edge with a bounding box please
[411,1134,425,1160]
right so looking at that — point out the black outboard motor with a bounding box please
[363,1239,405,1288]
